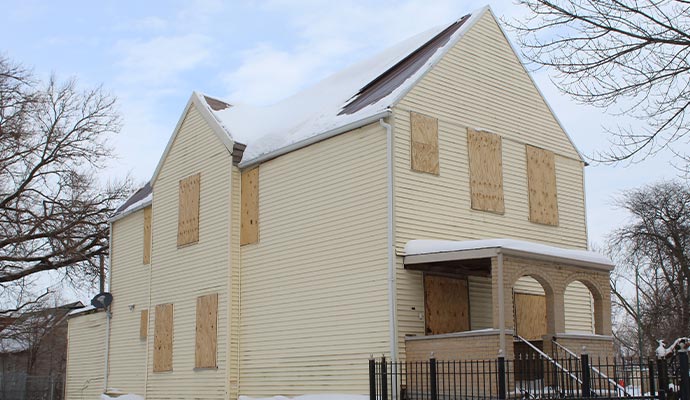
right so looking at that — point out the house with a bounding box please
[65,6,614,399]
[0,301,83,400]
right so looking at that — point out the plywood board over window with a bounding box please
[467,128,504,213]
[514,293,547,340]
[241,168,259,245]
[410,111,439,175]
[424,274,470,335]
[526,145,558,226]
[143,206,152,264]
[195,293,218,368]
[140,309,148,339]
[153,303,173,372]
[178,173,200,246]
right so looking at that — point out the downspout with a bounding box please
[497,251,506,357]
[103,222,113,392]
[380,117,398,363]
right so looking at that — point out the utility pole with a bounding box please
[635,263,644,357]
[99,254,105,293]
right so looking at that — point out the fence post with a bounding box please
[381,356,388,400]
[429,356,437,400]
[581,353,591,398]
[658,357,668,400]
[679,351,690,400]
[649,360,657,398]
[369,355,376,400]
[498,356,507,400]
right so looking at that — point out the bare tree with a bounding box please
[0,55,131,307]
[607,181,690,356]
[511,0,690,163]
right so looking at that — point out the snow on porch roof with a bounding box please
[202,7,488,167]
[403,239,614,271]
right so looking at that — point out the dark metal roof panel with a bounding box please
[339,14,471,115]
[114,182,152,215]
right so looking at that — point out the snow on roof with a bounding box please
[68,305,98,316]
[404,239,614,268]
[111,182,152,222]
[204,8,487,166]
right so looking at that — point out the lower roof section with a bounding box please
[403,238,614,272]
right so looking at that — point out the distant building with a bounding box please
[0,301,84,399]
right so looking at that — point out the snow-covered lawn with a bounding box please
[239,395,367,400]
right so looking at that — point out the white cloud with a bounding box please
[114,33,213,87]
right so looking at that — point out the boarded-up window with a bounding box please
[526,145,558,226]
[153,303,173,372]
[467,128,504,213]
[178,173,200,246]
[143,206,152,264]
[424,274,470,335]
[240,168,259,245]
[410,112,439,174]
[140,309,148,339]
[195,293,218,368]
[514,293,547,340]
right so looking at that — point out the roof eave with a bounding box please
[149,92,235,187]
[238,109,392,169]
[404,247,614,272]
[108,198,153,223]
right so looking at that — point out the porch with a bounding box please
[401,239,615,362]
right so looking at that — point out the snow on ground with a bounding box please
[239,395,368,400]
[101,394,144,400]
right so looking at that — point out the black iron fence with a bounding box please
[369,353,690,400]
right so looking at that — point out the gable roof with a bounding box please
[200,7,489,168]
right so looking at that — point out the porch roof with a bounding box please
[403,239,614,271]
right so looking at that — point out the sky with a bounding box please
[1,0,684,294]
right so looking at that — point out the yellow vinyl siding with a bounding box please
[238,123,390,396]
[564,281,595,334]
[107,210,149,394]
[229,167,241,398]
[468,276,492,330]
[393,11,588,352]
[145,104,231,399]
[65,312,106,400]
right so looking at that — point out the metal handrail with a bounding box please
[551,337,632,397]
[515,334,583,386]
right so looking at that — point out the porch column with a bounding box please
[493,253,507,356]
[550,289,566,335]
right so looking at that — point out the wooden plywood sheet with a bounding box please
[153,303,173,372]
[143,206,152,264]
[424,274,470,335]
[140,309,148,339]
[467,128,504,213]
[177,173,200,246]
[240,168,259,245]
[526,145,558,226]
[410,111,439,175]
[514,293,547,340]
[195,293,218,368]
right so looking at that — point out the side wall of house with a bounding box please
[238,123,390,396]
[65,312,106,400]
[145,104,232,399]
[107,209,149,394]
[393,11,589,352]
